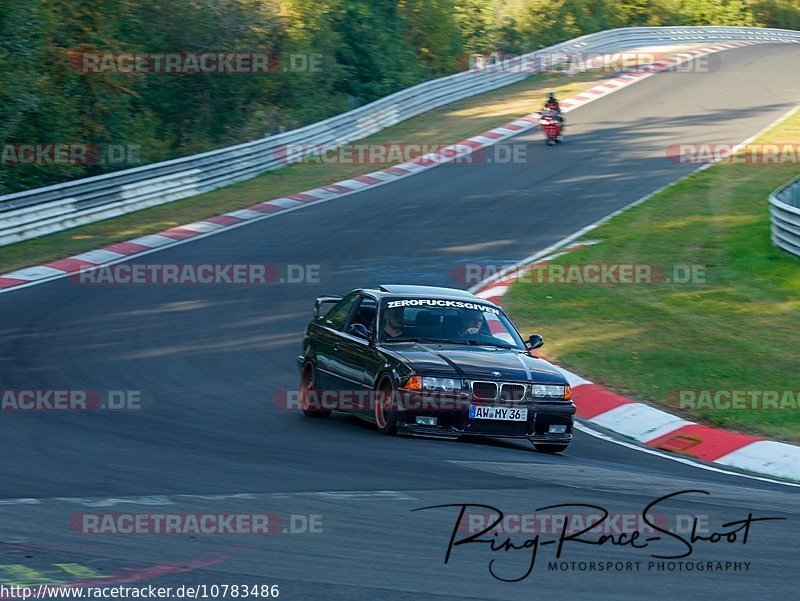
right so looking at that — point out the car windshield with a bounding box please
[377,298,525,348]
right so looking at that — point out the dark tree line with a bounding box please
[1,0,797,194]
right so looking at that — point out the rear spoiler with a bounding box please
[314,295,342,318]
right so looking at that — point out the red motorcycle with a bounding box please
[539,110,563,146]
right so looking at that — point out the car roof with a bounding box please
[378,284,476,297]
[354,284,497,307]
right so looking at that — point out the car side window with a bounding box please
[323,293,360,331]
[347,296,378,333]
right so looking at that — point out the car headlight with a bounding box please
[530,384,570,399]
[403,376,461,392]
[423,377,460,392]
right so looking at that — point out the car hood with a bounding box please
[382,343,565,384]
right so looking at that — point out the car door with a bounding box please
[331,294,379,411]
[313,293,360,391]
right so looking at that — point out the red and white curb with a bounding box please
[0,42,758,293]
[471,242,800,483]
[1,43,795,480]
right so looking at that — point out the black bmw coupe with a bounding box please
[297,285,576,452]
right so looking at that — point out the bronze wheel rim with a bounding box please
[301,369,313,412]
[374,383,392,429]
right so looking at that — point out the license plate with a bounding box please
[469,405,528,421]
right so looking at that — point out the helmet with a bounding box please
[548,92,556,100]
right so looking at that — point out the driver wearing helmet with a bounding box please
[544,92,561,112]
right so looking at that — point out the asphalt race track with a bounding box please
[1,45,799,600]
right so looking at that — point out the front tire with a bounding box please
[374,376,399,435]
[532,442,569,453]
[300,363,331,418]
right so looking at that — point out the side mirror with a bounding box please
[348,323,372,341]
[526,334,544,350]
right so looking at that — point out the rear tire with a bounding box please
[532,442,569,453]
[374,376,399,435]
[300,363,331,418]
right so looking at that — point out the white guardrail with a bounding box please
[2,26,800,246]
[770,176,800,257]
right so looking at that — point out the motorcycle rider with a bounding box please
[543,92,565,141]
[544,92,561,112]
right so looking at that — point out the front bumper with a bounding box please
[394,389,576,442]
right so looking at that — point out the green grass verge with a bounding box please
[0,68,620,274]
[505,108,800,442]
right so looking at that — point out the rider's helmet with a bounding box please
[548,92,557,101]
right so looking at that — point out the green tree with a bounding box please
[328,0,420,102]
[0,1,50,192]
[399,0,462,77]
[453,0,495,54]
[2,0,795,195]
[750,0,800,29]
[673,0,756,25]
